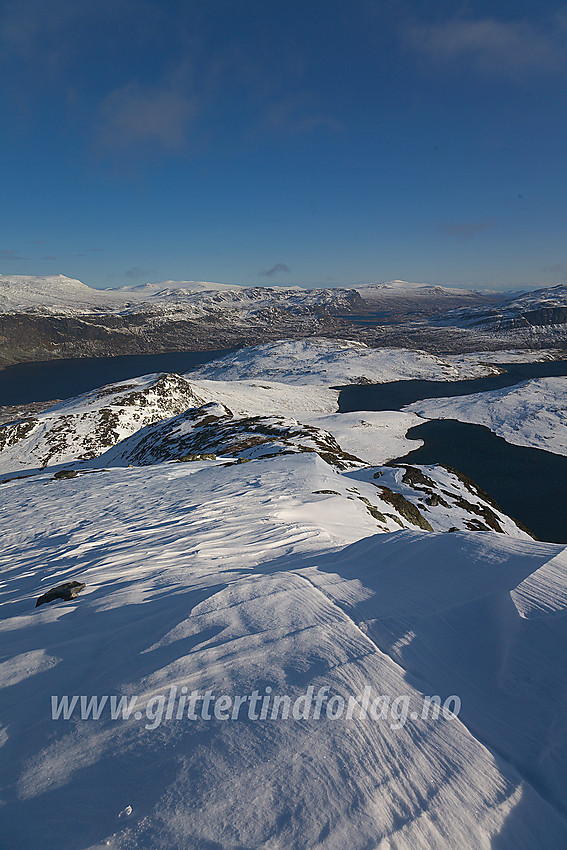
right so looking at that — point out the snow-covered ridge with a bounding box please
[353,279,487,298]
[0,373,339,475]
[117,279,246,294]
[1,454,565,847]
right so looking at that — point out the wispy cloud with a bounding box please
[124,266,151,280]
[42,255,57,260]
[0,249,27,261]
[441,221,494,239]
[0,0,160,71]
[262,93,342,135]
[96,83,196,152]
[259,263,290,277]
[406,17,566,79]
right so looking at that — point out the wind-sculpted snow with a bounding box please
[407,376,567,456]
[1,456,566,848]
[0,344,561,846]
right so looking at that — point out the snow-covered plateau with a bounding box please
[188,338,509,384]
[1,339,567,848]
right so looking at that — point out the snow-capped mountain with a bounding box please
[352,279,498,305]
[0,274,362,316]
[0,274,123,313]
[0,274,495,316]
[117,279,246,295]
[0,274,517,368]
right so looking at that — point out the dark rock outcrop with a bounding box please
[35,580,86,608]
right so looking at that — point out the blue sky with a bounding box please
[1,0,566,290]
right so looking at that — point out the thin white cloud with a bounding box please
[125,266,151,280]
[96,83,196,152]
[262,92,342,135]
[406,18,566,79]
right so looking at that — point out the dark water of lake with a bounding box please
[391,420,567,544]
[0,350,233,406]
[338,359,567,544]
[338,359,567,412]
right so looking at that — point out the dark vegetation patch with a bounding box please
[356,495,388,524]
[376,486,433,531]
[397,465,437,490]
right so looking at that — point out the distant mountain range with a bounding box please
[0,274,565,366]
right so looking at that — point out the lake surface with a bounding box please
[338,359,567,412]
[0,350,233,406]
[391,420,567,544]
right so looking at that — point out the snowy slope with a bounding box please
[0,362,534,537]
[1,455,566,848]
[0,274,127,313]
[0,373,342,476]
[0,352,535,542]
[407,377,567,456]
